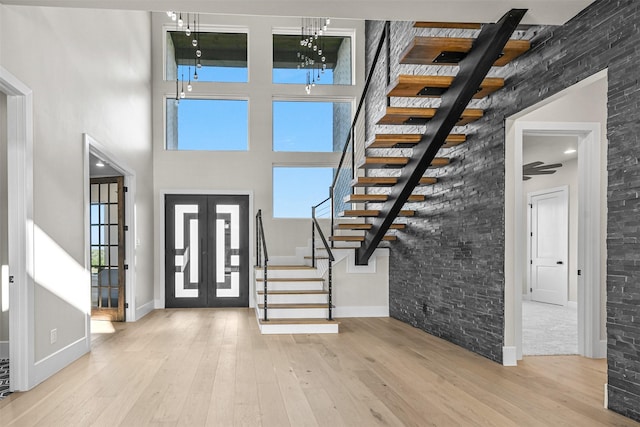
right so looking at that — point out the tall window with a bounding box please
[166,99,248,150]
[273,167,333,218]
[273,100,352,152]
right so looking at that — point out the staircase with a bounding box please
[254,264,339,334]
[253,11,531,334]
[333,10,530,264]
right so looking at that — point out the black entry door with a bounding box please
[165,194,249,308]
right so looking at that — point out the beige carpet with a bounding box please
[522,300,578,355]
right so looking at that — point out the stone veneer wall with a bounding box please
[363,1,640,420]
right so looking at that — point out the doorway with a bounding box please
[165,194,249,308]
[89,176,126,321]
[504,71,608,364]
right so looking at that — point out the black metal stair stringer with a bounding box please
[356,9,528,265]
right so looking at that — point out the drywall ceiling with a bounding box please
[523,134,578,165]
[0,0,595,25]
[90,152,122,177]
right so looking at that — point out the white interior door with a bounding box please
[529,187,569,306]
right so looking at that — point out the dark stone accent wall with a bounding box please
[364,1,640,420]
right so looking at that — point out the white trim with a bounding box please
[507,120,603,363]
[333,305,388,318]
[502,346,517,366]
[568,301,577,309]
[33,336,87,385]
[604,383,608,409]
[0,341,8,359]
[135,300,154,320]
[84,134,137,322]
[158,190,255,309]
[1,66,34,392]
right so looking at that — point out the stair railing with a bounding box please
[311,202,335,321]
[329,21,390,244]
[255,209,269,321]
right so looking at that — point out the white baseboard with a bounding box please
[134,300,154,321]
[0,341,8,359]
[34,336,89,388]
[604,383,608,408]
[595,339,607,359]
[333,306,388,318]
[568,301,577,309]
[503,346,517,366]
[154,298,164,310]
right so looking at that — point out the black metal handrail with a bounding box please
[331,21,390,191]
[311,203,335,321]
[327,21,390,248]
[255,209,269,321]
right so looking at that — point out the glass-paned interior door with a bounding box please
[165,195,249,308]
[90,177,125,321]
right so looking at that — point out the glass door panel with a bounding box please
[166,195,249,308]
[90,177,125,321]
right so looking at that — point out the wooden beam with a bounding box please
[399,36,529,67]
[368,133,466,149]
[388,75,504,99]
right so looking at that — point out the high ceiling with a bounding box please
[0,0,595,25]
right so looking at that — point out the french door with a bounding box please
[90,177,126,321]
[165,194,249,308]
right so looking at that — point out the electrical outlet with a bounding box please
[50,328,57,344]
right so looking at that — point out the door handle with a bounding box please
[557,261,563,265]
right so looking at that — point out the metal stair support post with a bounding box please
[356,9,528,265]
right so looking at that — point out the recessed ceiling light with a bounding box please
[96,161,105,167]
[564,149,576,154]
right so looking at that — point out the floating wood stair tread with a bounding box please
[414,22,482,30]
[257,290,328,295]
[344,194,426,203]
[335,223,406,230]
[378,107,483,126]
[330,235,398,242]
[388,75,504,99]
[258,318,339,325]
[256,277,324,282]
[258,303,331,309]
[352,176,437,187]
[368,133,466,149]
[254,265,315,270]
[339,209,415,217]
[400,37,530,67]
[359,156,449,169]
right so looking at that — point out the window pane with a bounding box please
[273,167,333,218]
[273,34,351,85]
[166,31,248,83]
[166,99,249,150]
[273,101,351,152]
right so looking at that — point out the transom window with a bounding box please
[273,34,352,85]
[166,31,248,83]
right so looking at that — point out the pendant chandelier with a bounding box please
[298,17,331,94]
[166,11,202,102]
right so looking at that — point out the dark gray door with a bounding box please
[165,194,249,308]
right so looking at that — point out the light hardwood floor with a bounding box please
[0,309,637,426]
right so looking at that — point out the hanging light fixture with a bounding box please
[298,17,331,94]
[167,11,204,102]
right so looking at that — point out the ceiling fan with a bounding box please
[522,161,563,180]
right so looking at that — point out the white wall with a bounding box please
[151,13,365,306]
[0,4,153,380]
